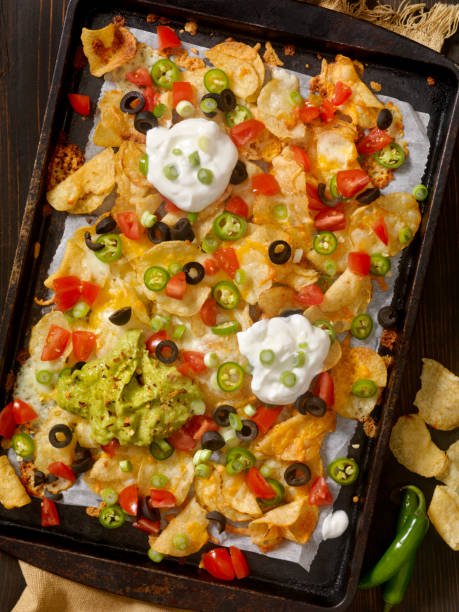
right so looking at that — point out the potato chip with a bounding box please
[137,451,194,505]
[310,124,360,184]
[389,414,448,477]
[259,455,323,503]
[28,311,73,375]
[438,440,459,494]
[263,42,284,67]
[81,24,137,77]
[322,339,342,371]
[220,470,262,519]
[206,42,263,100]
[47,143,85,190]
[0,456,31,509]
[361,154,394,189]
[94,91,144,147]
[109,44,161,93]
[84,446,149,495]
[257,285,298,317]
[413,358,459,430]
[34,407,78,476]
[46,148,115,213]
[428,485,459,551]
[74,420,98,448]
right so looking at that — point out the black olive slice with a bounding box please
[155,340,179,364]
[213,404,236,427]
[142,496,160,522]
[46,474,58,484]
[201,431,225,451]
[183,261,205,285]
[284,462,311,486]
[71,361,86,373]
[305,396,327,417]
[134,110,158,134]
[84,231,104,251]
[120,90,145,114]
[95,215,117,234]
[148,221,170,244]
[378,306,398,328]
[109,307,132,326]
[268,240,292,265]
[170,218,195,242]
[295,392,313,415]
[357,187,381,205]
[280,309,304,317]
[71,450,94,474]
[206,510,226,533]
[249,304,262,323]
[236,419,258,442]
[217,88,236,112]
[230,160,248,185]
[33,470,46,487]
[377,108,393,130]
[45,490,63,501]
[318,183,342,207]
[48,424,73,449]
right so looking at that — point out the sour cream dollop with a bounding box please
[146,118,238,212]
[237,315,330,405]
[322,510,349,540]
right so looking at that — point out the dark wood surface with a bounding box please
[0,1,457,610]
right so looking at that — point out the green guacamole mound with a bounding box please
[57,329,201,446]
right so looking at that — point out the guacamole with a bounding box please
[57,330,201,446]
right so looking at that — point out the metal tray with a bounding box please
[0,1,458,610]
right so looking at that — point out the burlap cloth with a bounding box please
[9,1,459,611]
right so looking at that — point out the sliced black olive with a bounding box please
[155,340,179,364]
[201,431,225,451]
[71,449,94,474]
[48,424,73,449]
[71,361,86,373]
[357,187,381,205]
[305,396,327,417]
[120,90,145,114]
[170,218,195,242]
[84,231,104,251]
[217,88,236,112]
[281,309,304,317]
[318,183,342,207]
[200,93,219,118]
[155,200,168,220]
[148,221,170,244]
[142,496,160,522]
[109,307,132,326]
[284,462,311,486]
[236,420,258,442]
[377,108,393,130]
[183,261,205,285]
[46,474,58,484]
[45,490,63,501]
[95,215,117,234]
[268,240,291,265]
[295,392,313,415]
[206,510,226,534]
[134,110,158,134]
[230,160,248,185]
[378,306,398,328]
[249,304,262,322]
[213,404,236,427]
[171,108,183,125]
[33,470,46,487]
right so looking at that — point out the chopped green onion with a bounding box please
[191,399,206,415]
[293,351,306,368]
[281,371,297,388]
[148,549,164,563]
[176,100,194,118]
[151,473,169,488]
[102,488,118,506]
[188,151,200,167]
[222,427,237,443]
[195,463,211,479]
[141,211,157,228]
[324,260,337,277]
[413,184,428,201]
[173,533,190,550]
[171,325,186,340]
[234,269,246,285]
[139,154,148,176]
[289,91,303,106]
[292,248,303,264]
[229,412,243,431]
[197,135,210,152]
[150,314,170,332]
[163,164,179,180]
[153,103,167,118]
[204,352,219,368]
[64,310,74,323]
[260,465,272,478]
[119,460,132,472]
[273,203,287,220]
[260,349,275,365]
[168,262,183,276]
[35,369,53,385]
[72,300,90,319]
[187,212,198,223]
[198,168,213,185]
[244,403,257,417]
[299,342,308,349]
[193,449,212,465]
[202,236,219,253]
[172,148,182,156]
[398,227,413,244]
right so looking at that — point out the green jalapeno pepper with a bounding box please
[213,212,247,241]
[12,433,34,457]
[99,505,126,529]
[211,321,241,336]
[139,154,148,176]
[212,281,240,310]
[217,361,244,392]
[370,253,391,276]
[204,68,229,94]
[350,313,373,340]
[149,439,174,460]
[313,231,338,255]
[151,59,180,89]
[351,378,378,398]
[144,266,170,291]
[374,143,405,169]
[327,457,359,485]
[95,234,122,263]
[258,478,285,507]
[225,104,252,127]
[312,320,336,344]
[225,447,256,474]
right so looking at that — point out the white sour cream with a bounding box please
[145,118,238,212]
[236,315,330,405]
[322,510,349,540]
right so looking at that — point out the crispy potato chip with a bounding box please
[428,485,459,551]
[361,154,393,189]
[34,407,78,476]
[206,42,263,100]
[322,339,342,371]
[109,44,161,93]
[0,456,31,509]
[257,285,298,317]
[94,90,144,147]
[149,497,209,557]
[46,148,115,213]
[310,124,360,184]
[414,358,459,430]
[263,42,284,67]
[137,451,194,505]
[259,455,323,502]
[28,311,73,376]
[81,24,137,77]
[438,440,459,494]
[74,420,98,448]
[84,446,149,495]
[389,414,448,477]
[220,469,262,519]
[47,143,85,190]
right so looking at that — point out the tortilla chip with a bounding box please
[137,451,194,505]
[0,455,31,509]
[47,143,85,190]
[438,440,459,494]
[94,90,145,147]
[46,148,115,213]
[413,358,459,431]
[389,414,447,477]
[263,42,284,67]
[81,24,137,77]
[205,42,263,100]
[428,485,459,551]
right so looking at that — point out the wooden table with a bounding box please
[0,1,457,610]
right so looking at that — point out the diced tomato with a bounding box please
[336,169,370,198]
[53,276,80,293]
[203,258,219,276]
[298,101,321,124]
[214,248,239,279]
[117,212,143,240]
[176,363,194,377]
[143,85,159,111]
[48,461,76,483]
[372,218,389,246]
[348,251,371,276]
[251,406,282,434]
[72,331,96,362]
[11,399,38,424]
[68,93,90,116]
[331,81,352,106]
[200,297,218,326]
[126,67,152,87]
[133,518,161,535]
[295,284,324,306]
[53,275,81,311]
[226,196,249,219]
[314,372,334,408]
[41,497,60,527]
[307,183,327,212]
[168,427,196,450]
[308,476,333,506]
[172,81,193,107]
[230,119,265,147]
[357,128,392,155]
[165,271,187,299]
[157,25,181,51]
[80,281,100,306]
[229,546,250,579]
[149,488,177,508]
[320,99,335,122]
[252,173,280,196]
[202,548,236,581]
[0,404,16,439]
[101,438,120,458]
[146,331,170,354]
[119,484,138,516]
[314,207,346,232]
[41,325,70,361]
[164,200,181,213]
[185,415,219,440]
[290,145,311,171]
[246,467,276,499]
[182,351,207,373]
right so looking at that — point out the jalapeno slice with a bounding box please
[374,143,405,169]
[211,320,241,336]
[144,266,170,291]
[350,313,373,339]
[12,433,34,457]
[327,457,359,485]
[398,227,413,244]
[99,505,126,529]
[95,234,122,263]
[151,59,180,90]
[225,104,252,127]
[217,361,244,392]
[351,378,378,398]
[213,212,247,241]
[212,281,240,310]
[313,231,338,255]
[258,478,285,507]
[225,447,256,474]
[150,439,174,460]
[313,319,336,344]
[204,68,229,94]
[370,253,391,276]
[329,175,349,201]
